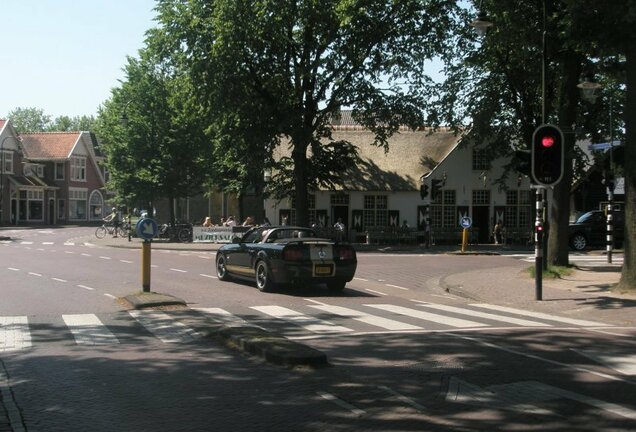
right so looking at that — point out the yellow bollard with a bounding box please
[461,228,468,253]
[142,240,151,292]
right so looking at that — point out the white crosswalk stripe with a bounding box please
[194,307,263,329]
[365,304,487,328]
[0,300,614,350]
[250,305,353,334]
[0,316,32,352]
[308,304,422,331]
[417,303,552,327]
[470,304,609,327]
[63,314,119,345]
[129,310,200,343]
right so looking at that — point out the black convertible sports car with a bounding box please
[215,226,357,292]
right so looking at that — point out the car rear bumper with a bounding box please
[270,260,357,285]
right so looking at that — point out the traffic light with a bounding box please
[531,124,564,186]
[602,171,615,192]
[431,179,442,201]
[419,183,429,199]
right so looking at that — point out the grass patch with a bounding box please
[527,264,574,279]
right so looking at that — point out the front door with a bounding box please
[472,206,490,244]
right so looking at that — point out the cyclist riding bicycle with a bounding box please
[103,207,121,238]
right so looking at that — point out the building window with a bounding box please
[58,199,66,220]
[472,148,490,171]
[431,189,457,228]
[289,194,316,225]
[55,162,65,180]
[363,195,388,228]
[17,190,43,221]
[71,157,86,181]
[472,190,491,205]
[505,190,532,229]
[89,190,105,220]
[1,151,13,174]
[69,188,87,220]
[330,194,350,205]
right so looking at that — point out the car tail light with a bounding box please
[335,246,356,260]
[282,245,307,261]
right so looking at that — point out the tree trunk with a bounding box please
[292,142,309,227]
[548,50,582,267]
[616,45,636,292]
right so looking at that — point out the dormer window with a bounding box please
[71,156,86,181]
[1,150,13,174]
[23,163,44,177]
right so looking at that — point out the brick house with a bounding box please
[0,119,106,225]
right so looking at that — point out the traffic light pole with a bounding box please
[534,186,545,301]
[607,187,614,264]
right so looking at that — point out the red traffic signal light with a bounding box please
[531,124,564,186]
[541,136,555,148]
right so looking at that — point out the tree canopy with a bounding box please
[150,0,462,225]
[6,107,96,133]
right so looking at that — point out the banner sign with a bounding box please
[192,226,250,243]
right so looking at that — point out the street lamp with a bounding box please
[0,136,22,226]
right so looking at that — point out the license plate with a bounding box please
[314,265,333,275]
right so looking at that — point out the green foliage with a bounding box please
[6,107,96,132]
[151,0,462,225]
[95,50,212,213]
[527,265,574,279]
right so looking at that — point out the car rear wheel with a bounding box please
[571,233,587,251]
[216,254,230,281]
[327,280,346,292]
[255,261,275,292]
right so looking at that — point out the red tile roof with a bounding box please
[20,132,81,160]
[0,120,6,130]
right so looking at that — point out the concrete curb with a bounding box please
[121,293,328,368]
[215,326,328,368]
[123,292,187,309]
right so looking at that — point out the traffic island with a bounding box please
[215,326,328,368]
[122,292,187,310]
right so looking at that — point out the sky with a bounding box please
[1,0,157,119]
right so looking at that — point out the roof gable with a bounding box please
[20,132,82,160]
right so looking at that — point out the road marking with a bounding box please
[81,253,92,257]
[63,314,119,345]
[120,260,133,264]
[251,306,353,334]
[42,242,54,245]
[20,241,33,245]
[365,304,486,328]
[471,304,610,327]
[200,274,217,279]
[65,251,74,254]
[8,267,19,271]
[170,268,187,273]
[354,277,368,281]
[129,310,199,343]
[64,242,75,246]
[51,277,67,283]
[77,285,94,291]
[304,298,328,305]
[99,256,112,260]
[103,293,117,299]
[379,385,425,411]
[309,304,421,331]
[28,272,42,277]
[151,264,158,268]
[573,349,636,375]
[194,308,262,328]
[365,289,388,296]
[418,303,551,327]
[0,316,32,352]
[385,283,409,291]
[317,391,366,416]
[37,248,45,251]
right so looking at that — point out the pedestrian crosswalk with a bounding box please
[0,302,614,352]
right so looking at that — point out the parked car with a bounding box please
[215,226,357,292]
[569,210,624,251]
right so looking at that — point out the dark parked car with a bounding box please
[215,226,357,292]
[569,210,624,251]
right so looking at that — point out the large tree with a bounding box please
[95,50,211,221]
[151,0,461,226]
[6,107,96,132]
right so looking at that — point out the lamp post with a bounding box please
[0,136,22,226]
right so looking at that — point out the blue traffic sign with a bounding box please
[459,216,473,229]
[136,218,158,241]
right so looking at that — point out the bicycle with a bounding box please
[95,223,127,239]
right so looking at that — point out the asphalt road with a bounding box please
[1,227,635,431]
